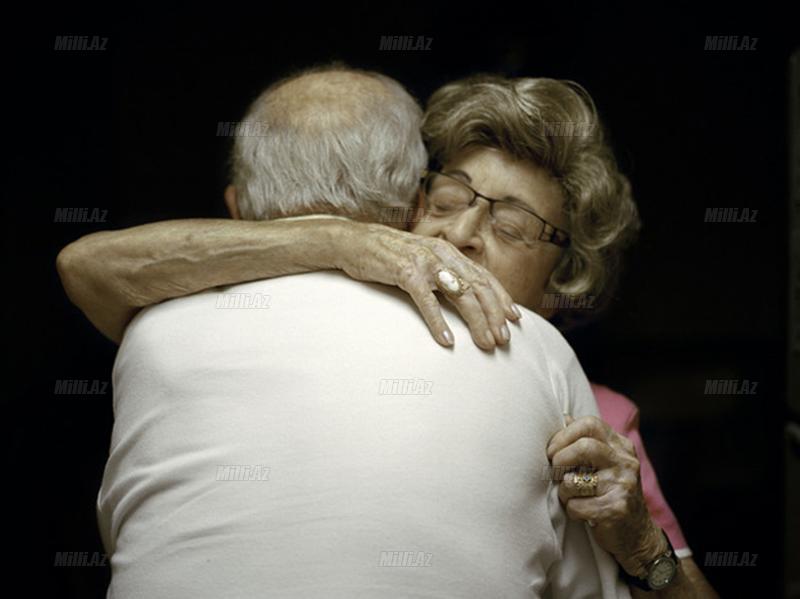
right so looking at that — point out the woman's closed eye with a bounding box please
[495,223,526,242]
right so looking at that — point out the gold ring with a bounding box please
[572,469,599,497]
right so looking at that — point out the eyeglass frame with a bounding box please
[419,169,571,248]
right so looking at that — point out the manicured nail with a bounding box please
[442,330,454,346]
[500,324,510,342]
[511,304,522,319]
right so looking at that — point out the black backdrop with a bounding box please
[6,4,797,597]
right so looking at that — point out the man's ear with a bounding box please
[224,185,240,220]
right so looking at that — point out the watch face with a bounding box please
[648,556,677,590]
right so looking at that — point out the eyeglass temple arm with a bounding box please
[539,223,571,247]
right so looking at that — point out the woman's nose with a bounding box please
[441,203,488,253]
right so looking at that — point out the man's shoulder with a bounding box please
[125,271,424,344]
[515,305,578,367]
[224,272,423,320]
[124,274,578,370]
[222,271,387,296]
[135,272,402,316]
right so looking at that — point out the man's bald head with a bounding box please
[230,65,426,223]
[265,70,393,132]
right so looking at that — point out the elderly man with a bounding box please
[61,65,631,597]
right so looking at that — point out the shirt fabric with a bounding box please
[98,272,631,598]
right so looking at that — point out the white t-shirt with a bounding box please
[98,272,630,599]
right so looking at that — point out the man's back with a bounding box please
[99,272,627,598]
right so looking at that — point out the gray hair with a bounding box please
[231,65,427,223]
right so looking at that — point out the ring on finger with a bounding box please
[572,469,599,497]
[435,268,471,298]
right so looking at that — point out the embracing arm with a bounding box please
[56,218,348,343]
[56,217,518,346]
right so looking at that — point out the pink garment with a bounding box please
[591,383,691,557]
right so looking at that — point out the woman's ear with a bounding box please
[224,185,240,220]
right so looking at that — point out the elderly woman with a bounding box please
[58,73,716,597]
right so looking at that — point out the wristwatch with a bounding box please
[620,529,679,591]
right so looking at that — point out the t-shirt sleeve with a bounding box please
[533,320,598,424]
[544,478,632,598]
[533,322,631,598]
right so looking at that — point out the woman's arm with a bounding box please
[56,218,345,343]
[56,217,518,347]
[629,556,718,598]
[547,415,719,598]
[592,387,718,596]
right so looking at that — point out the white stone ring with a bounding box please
[435,268,471,298]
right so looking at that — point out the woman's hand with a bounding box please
[333,220,521,350]
[546,415,667,578]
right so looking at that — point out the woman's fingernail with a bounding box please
[511,304,522,319]
[500,324,510,342]
[442,330,454,346]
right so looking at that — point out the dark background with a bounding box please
[6,4,797,597]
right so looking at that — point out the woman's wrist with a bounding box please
[619,518,668,578]
[325,218,411,276]
[253,215,361,273]
[320,217,367,272]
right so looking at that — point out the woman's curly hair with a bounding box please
[422,75,641,327]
